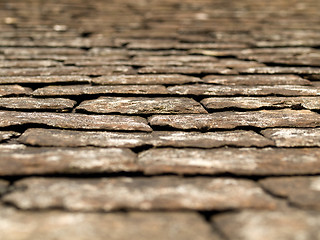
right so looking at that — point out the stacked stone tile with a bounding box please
[0,0,320,239]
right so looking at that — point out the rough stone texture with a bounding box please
[213,209,320,240]
[240,67,320,74]
[0,131,20,142]
[260,177,320,210]
[0,75,91,84]
[18,128,273,148]
[77,97,207,114]
[149,110,320,130]
[0,207,219,240]
[262,128,320,147]
[168,84,320,96]
[32,85,168,96]
[0,85,32,96]
[0,180,9,195]
[201,97,320,110]
[0,97,76,110]
[3,177,277,211]
[0,111,152,131]
[0,60,61,68]
[138,148,320,175]
[138,66,237,75]
[92,74,201,85]
[0,147,137,175]
[202,74,311,86]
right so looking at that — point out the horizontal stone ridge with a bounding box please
[3,177,277,211]
[0,111,152,131]
[76,97,207,114]
[148,110,320,130]
[18,128,273,148]
[138,148,320,175]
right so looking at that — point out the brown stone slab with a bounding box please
[18,129,272,148]
[167,84,320,96]
[4,177,277,211]
[77,97,207,114]
[0,131,20,142]
[0,60,61,68]
[132,55,217,64]
[0,75,91,84]
[0,207,219,240]
[138,148,320,175]
[138,66,237,75]
[92,74,201,85]
[0,85,32,96]
[260,177,320,210]
[202,74,311,86]
[201,97,320,110]
[0,180,9,195]
[262,128,320,147]
[0,47,85,56]
[149,110,320,130]
[240,67,320,74]
[0,111,152,131]
[0,147,137,175]
[32,85,168,96]
[0,97,76,110]
[213,209,320,240]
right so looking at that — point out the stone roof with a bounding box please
[1,0,320,239]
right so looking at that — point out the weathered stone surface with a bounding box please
[138,66,237,75]
[0,75,91,84]
[149,110,320,130]
[262,128,320,147]
[168,84,320,96]
[0,97,76,110]
[0,60,61,68]
[77,97,207,114]
[260,176,320,209]
[18,128,272,148]
[0,207,219,240]
[92,74,201,85]
[213,209,320,240]
[240,67,320,74]
[32,85,168,96]
[138,148,320,175]
[0,85,32,96]
[201,97,320,110]
[0,180,9,195]
[0,131,20,142]
[0,111,152,131]
[202,74,311,86]
[4,177,277,211]
[0,147,137,175]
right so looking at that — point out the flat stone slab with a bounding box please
[32,85,168,96]
[260,176,320,210]
[0,97,76,110]
[0,147,137,175]
[167,84,320,96]
[3,177,277,211]
[92,74,201,85]
[0,180,9,195]
[202,74,311,86]
[0,111,151,131]
[18,128,273,148]
[138,66,237,75]
[201,97,320,110]
[0,131,20,142]
[261,128,320,147]
[213,209,320,240]
[0,85,32,96]
[138,148,320,175]
[0,75,91,84]
[240,67,320,74]
[148,110,320,130]
[77,97,207,114]
[0,60,61,68]
[0,207,218,240]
